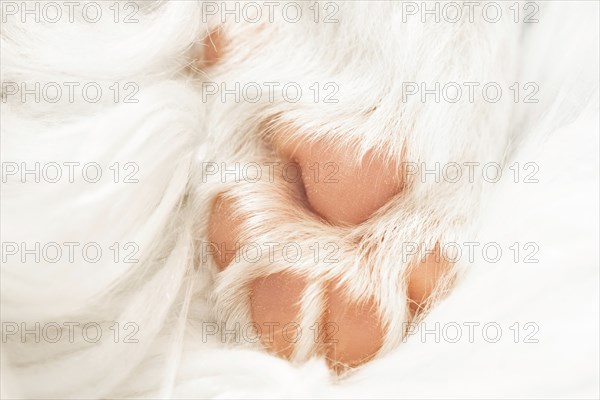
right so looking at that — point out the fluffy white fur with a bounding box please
[1,1,598,398]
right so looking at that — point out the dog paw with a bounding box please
[207,132,452,371]
[194,22,455,372]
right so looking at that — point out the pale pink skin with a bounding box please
[204,30,450,370]
[208,138,449,370]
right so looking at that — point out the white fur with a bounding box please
[1,1,598,398]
